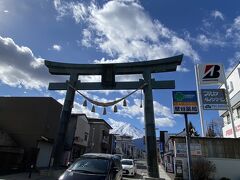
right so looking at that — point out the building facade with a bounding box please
[164,136,240,180]
[219,63,240,138]
[0,97,118,170]
[0,97,62,169]
[64,114,90,163]
[0,130,24,172]
[87,118,112,153]
[115,135,136,158]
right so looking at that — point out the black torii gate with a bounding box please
[45,54,183,178]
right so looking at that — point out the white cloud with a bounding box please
[88,1,199,62]
[118,99,144,119]
[226,16,240,47]
[81,29,92,47]
[53,0,88,22]
[54,0,200,64]
[71,2,88,23]
[79,75,101,82]
[195,34,225,47]
[177,66,190,72]
[153,101,177,119]
[52,44,62,51]
[211,10,224,20]
[0,36,62,90]
[193,15,240,49]
[226,51,240,75]
[94,56,131,64]
[3,10,8,13]
[169,37,199,63]
[53,0,67,20]
[53,0,61,9]
[118,98,177,127]
[57,98,100,118]
[233,16,240,29]
[155,117,176,127]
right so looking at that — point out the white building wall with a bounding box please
[74,115,90,146]
[222,117,240,137]
[175,157,240,180]
[220,63,240,137]
[219,63,240,99]
[224,64,240,99]
[208,158,240,180]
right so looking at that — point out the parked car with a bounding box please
[121,159,136,177]
[58,153,123,180]
[113,154,123,160]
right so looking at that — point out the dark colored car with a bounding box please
[58,153,123,180]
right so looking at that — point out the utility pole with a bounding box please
[184,114,193,180]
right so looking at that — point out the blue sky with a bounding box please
[0,0,240,135]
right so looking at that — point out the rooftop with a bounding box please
[88,118,112,129]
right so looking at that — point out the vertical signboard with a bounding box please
[172,91,198,180]
[159,131,167,154]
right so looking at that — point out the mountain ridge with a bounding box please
[108,119,144,139]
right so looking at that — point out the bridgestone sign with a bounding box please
[201,89,228,110]
[197,64,225,85]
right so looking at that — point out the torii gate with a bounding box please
[45,54,183,178]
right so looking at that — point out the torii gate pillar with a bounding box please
[54,73,78,165]
[143,71,159,178]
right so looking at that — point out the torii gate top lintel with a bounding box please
[45,54,183,75]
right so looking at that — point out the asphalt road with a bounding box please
[0,160,149,180]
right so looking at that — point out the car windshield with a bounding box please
[121,160,133,165]
[114,154,122,160]
[69,158,109,174]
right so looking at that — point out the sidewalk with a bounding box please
[0,173,53,180]
[0,169,64,180]
[159,165,173,180]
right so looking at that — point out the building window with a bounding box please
[227,114,231,124]
[237,107,240,119]
[227,81,234,94]
[84,132,88,141]
[167,156,170,163]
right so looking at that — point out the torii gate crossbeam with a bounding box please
[45,54,183,179]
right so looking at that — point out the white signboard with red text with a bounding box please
[222,118,240,138]
[197,64,225,85]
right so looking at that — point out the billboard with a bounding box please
[172,91,198,114]
[175,143,202,157]
[197,64,225,85]
[201,89,228,110]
